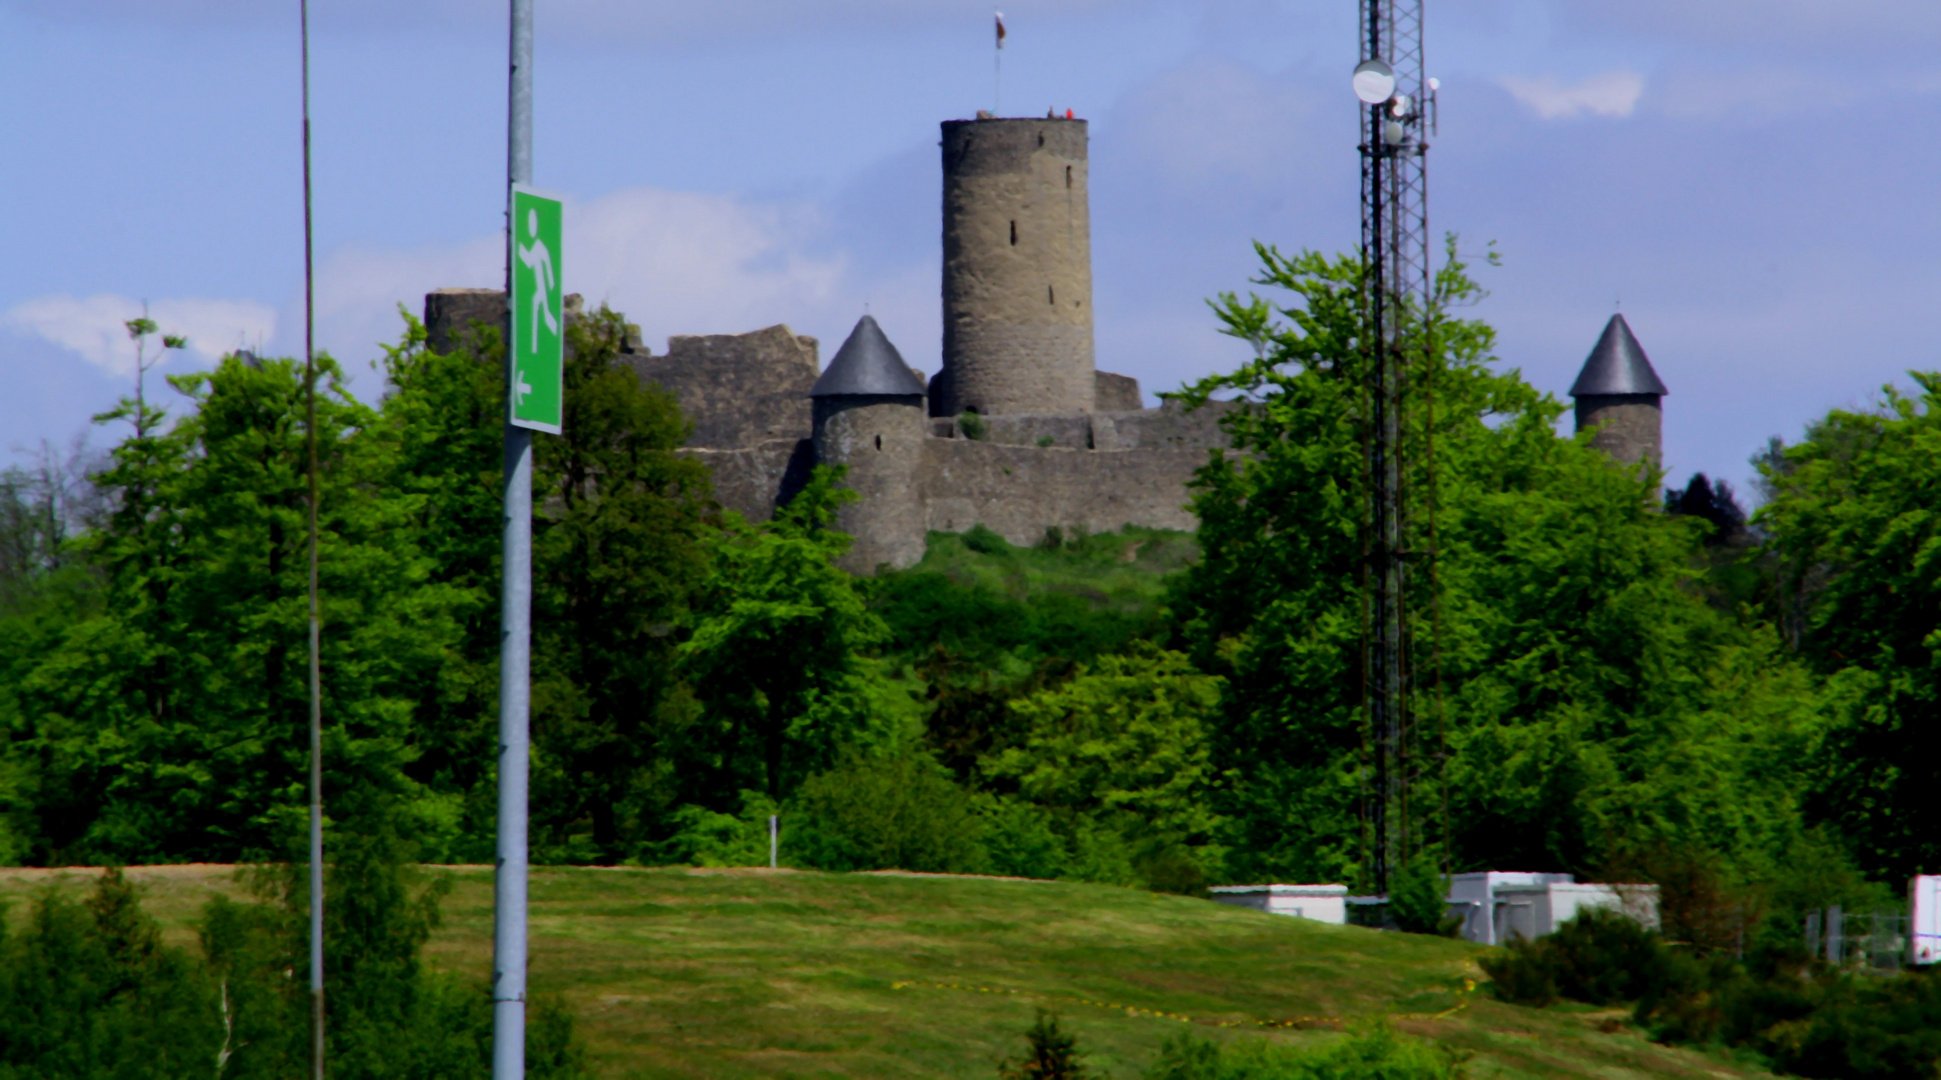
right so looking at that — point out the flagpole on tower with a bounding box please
[994,11,1006,115]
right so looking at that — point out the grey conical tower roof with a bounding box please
[810,315,927,397]
[1570,314,1668,397]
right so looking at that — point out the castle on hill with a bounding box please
[425,115,1667,574]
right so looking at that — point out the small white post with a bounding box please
[769,815,779,869]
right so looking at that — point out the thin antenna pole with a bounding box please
[494,2,534,1077]
[299,1,324,1076]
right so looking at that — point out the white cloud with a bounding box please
[1501,70,1645,119]
[567,188,849,342]
[2,294,277,376]
[304,184,936,375]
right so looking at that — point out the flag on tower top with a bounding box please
[996,11,1006,48]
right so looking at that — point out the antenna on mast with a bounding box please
[1355,0,1435,902]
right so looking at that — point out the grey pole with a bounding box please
[299,3,325,1077]
[493,1,533,1077]
[769,815,778,869]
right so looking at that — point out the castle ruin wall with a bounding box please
[421,302,1230,575]
[915,439,1209,553]
[622,325,820,451]
[1095,370,1142,411]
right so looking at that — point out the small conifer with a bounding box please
[998,1010,1094,1079]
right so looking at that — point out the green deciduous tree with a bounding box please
[1756,373,1941,878]
[677,466,890,807]
[3,353,459,864]
[987,646,1225,890]
[379,305,716,863]
[532,308,715,862]
[1178,242,1821,888]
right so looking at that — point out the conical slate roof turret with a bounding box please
[1570,314,1668,397]
[810,315,927,397]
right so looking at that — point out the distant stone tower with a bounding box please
[931,117,1095,417]
[1571,313,1667,468]
[811,316,930,571]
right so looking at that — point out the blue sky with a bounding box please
[5,0,1940,499]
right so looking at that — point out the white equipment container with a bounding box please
[1912,875,1941,965]
[1209,884,1349,924]
[1445,871,1658,945]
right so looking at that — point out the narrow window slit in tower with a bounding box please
[1066,165,1072,189]
[875,434,882,451]
[1010,220,1017,245]
[1048,285,1055,305]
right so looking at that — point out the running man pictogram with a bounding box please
[509,186,564,433]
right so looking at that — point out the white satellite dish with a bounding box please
[1353,59,1396,105]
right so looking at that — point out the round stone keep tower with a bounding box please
[931,116,1095,417]
[810,315,929,571]
[1571,313,1668,468]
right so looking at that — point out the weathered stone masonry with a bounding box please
[422,114,1663,575]
[423,114,1237,574]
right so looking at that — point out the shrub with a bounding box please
[1768,971,1941,1080]
[1479,907,1667,1007]
[980,795,1068,879]
[1145,1022,1465,1080]
[211,827,591,1079]
[788,751,989,873]
[964,523,1009,554]
[645,793,778,867]
[0,861,592,1080]
[1476,903,1941,1078]
[959,411,989,440]
[999,1011,1095,1080]
[1387,857,1460,937]
[0,869,219,1078]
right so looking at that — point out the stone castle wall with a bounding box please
[917,439,1207,544]
[422,300,1228,574]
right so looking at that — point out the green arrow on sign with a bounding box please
[510,185,564,433]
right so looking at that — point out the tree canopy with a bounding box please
[1173,243,1824,891]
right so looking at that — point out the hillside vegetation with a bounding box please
[0,864,1759,1079]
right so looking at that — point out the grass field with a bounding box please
[0,864,1761,1079]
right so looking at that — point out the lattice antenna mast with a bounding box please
[1355,0,1432,899]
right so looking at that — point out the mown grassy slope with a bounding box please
[0,865,1759,1079]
